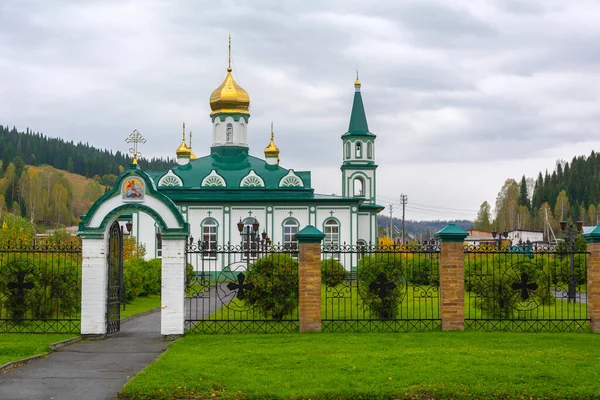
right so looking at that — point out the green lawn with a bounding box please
[0,334,75,365]
[121,294,161,318]
[120,331,600,400]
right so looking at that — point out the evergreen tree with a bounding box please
[518,175,530,210]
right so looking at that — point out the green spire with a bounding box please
[343,74,375,138]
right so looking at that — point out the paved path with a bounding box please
[0,312,170,400]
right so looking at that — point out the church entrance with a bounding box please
[106,221,124,334]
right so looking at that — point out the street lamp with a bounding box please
[491,229,508,249]
[125,221,133,234]
[237,218,271,262]
[560,220,582,302]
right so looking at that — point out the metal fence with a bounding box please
[464,244,589,332]
[321,243,441,332]
[185,240,299,333]
[0,242,82,333]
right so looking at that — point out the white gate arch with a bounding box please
[78,164,189,337]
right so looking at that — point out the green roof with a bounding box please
[342,89,376,138]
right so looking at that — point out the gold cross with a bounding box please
[125,129,147,164]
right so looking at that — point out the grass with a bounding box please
[0,334,75,365]
[121,294,161,318]
[120,331,600,400]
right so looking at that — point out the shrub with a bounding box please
[123,257,162,302]
[357,253,404,319]
[245,253,299,321]
[321,258,347,287]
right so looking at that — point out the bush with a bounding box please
[321,258,347,287]
[245,253,299,321]
[357,253,404,319]
[123,257,162,302]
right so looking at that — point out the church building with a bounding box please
[130,53,383,265]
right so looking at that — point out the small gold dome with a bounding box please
[190,152,197,161]
[209,69,250,116]
[176,140,191,157]
[354,69,361,87]
[264,122,280,158]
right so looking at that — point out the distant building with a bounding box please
[507,229,544,244]
[465,229,495,246]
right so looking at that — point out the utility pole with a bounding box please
[400,194,408,244]
[389,204,393,240]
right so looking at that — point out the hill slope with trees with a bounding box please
[474,150,600,236]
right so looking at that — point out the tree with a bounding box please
[554,190,570,222]
[589,204,598,226]
[494,179,519,231]
[518,175,530,210]
[517,205,531,230]
[473,201,492,230]
[12,156,25,179]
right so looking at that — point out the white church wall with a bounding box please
[136,211,158,260]
[358,213,371,244]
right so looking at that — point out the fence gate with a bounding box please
[106,221,124,334]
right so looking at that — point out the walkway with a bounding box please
[0,312,170,400]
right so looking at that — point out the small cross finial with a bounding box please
[270,121,274,140]
[227,34,232,72]
[182,122,186,142]
[356,69,359,80]
[125,129,146,164]
[189,131,193,149]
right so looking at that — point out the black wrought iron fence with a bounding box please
[464,244,589,332]
[321,243,441,332]
[185,239,299,333]
[0,242,82,333]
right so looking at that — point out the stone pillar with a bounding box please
[80,237,108,337]
[435,224,468,331]
[161,237,187,337]
[583,227,600,333]
[296,226,325,333]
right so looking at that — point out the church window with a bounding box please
[355,142,362,158]
[159,175,182,187]
[226,124,233,143]
[367,142,373,159]
[202,219,217,258]
[357,239,368,261]
[345,142,351,159]
[354,177,364,196]
[324,219,340,251]
[283,219,299,250]
[280,176,302,187]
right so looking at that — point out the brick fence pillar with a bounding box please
[583,227,600,333]
[296,225,325,333]
[435,224,468,331]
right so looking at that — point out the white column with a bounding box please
[81,238,108,335]
[161,238,186,336]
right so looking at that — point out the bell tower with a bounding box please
[341,72,377,203]
[209,35,250,151]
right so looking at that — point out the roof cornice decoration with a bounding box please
[278,170,304,188]
[158,170,183,187]
[240,170,265,187]
[201,169,227,187]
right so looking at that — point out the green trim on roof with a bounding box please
[210,113,249,123]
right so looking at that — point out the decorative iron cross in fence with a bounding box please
[227,272,254,300]
[369,272,396,300]
[125,129,146,164]
[8,272,34,299]
[511,272,538,300]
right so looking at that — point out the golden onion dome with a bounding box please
[176,122,192,157]
[176,140,191,157]
[264,122,280,158]
[190,152,197,161]
[354,69,361,87]
[209,68,250,115]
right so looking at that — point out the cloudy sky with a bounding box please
[1,0,600,221]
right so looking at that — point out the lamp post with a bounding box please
[491,229,508,249]
[560,220,582,302]
[125,221,133,235]
[237,218,271,265]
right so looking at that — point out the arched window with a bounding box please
[226,123,233,143]
[345,142,351,159]
[367,142,373,159]
[202,219,217,258]
[155,225,162,258]
[324,219,340,250]
[357,239,368,260]
[283,219,299,250]
[354,177,364,196]
[355,142,362,158]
